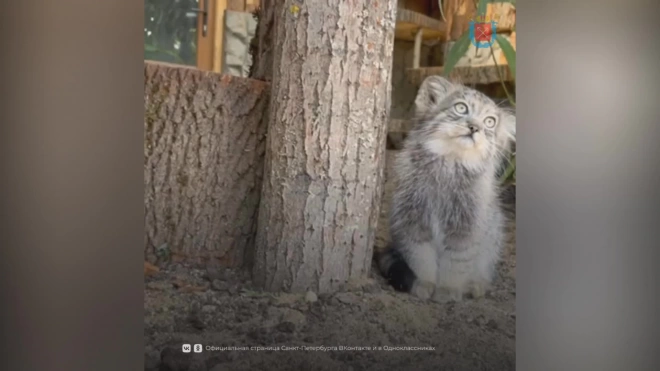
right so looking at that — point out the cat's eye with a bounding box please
[484,116,497,128]
[453,102,469,115]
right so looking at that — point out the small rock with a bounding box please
[222,269,235,280]
[486,319,499,330]
[276,321,296,333]
[266,307,306,330]
[160,346,193,371]
[271,293,301,306]
[363,282,382,294]
[146,281,173,291]
[205,267,223,282]
[305,291,318,303]
[281,308,306,327]
[190,300,202,313]
[345,278,381,293]
[373,293,395,307]
[342,278,365,292]
[211,280,229,291]
[174,264,188,275]
[201,305,216,313]
[274,333,289,343]
[266,307,283,321]
[335,292,359,305]
[177,282,210,293]
[188,311,205,330]
[228,286,238,295]
[318,293,332,302]
[144,261,160,277]
[144,347,160,370]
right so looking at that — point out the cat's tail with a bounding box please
[377,244,417,292]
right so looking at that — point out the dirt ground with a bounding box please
[144,152,516,371]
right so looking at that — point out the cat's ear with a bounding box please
[414,75,455,116]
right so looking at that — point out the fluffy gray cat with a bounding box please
[378,75,516,302]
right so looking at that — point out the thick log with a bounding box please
[252,0,397,293]
[144,61,269,267]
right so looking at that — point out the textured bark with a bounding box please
[253,1,397,293]
[249,0,275,81]
[144,61,269,267]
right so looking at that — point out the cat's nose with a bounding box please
[468,123,480,133]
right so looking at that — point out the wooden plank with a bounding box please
[395,8,445,41]
[406,65,514,85]
[443,0,476,42]
[397,0,430,14]
[212,0,228,73]
[487,2,516,33]
[227,0,245,11]
[413,28,423,68]
[246,0,259,12]
[196,0,217,71]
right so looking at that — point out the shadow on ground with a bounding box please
[144,220,515,371]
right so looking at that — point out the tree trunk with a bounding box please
[249,0,275,81]
[144,61,269,267]
[252,1,397,293]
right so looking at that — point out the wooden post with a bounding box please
[212,0,228,73]
[413,27,423,69]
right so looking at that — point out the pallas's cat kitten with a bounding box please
[379,75,516,302]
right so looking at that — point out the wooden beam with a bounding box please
[395,8,445,41]
[413,28,423,68]
[213,0,228,73]
[196,0,217,71]
[406,65,514,86]
[227,0,245,11]
[486,2,516,33]
[246,0,259,12]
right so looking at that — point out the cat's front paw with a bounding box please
[411,280,436,300]
[468,281,489,300]
[431,286,463,303]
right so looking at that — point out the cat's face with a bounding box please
[413,76,515,170]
